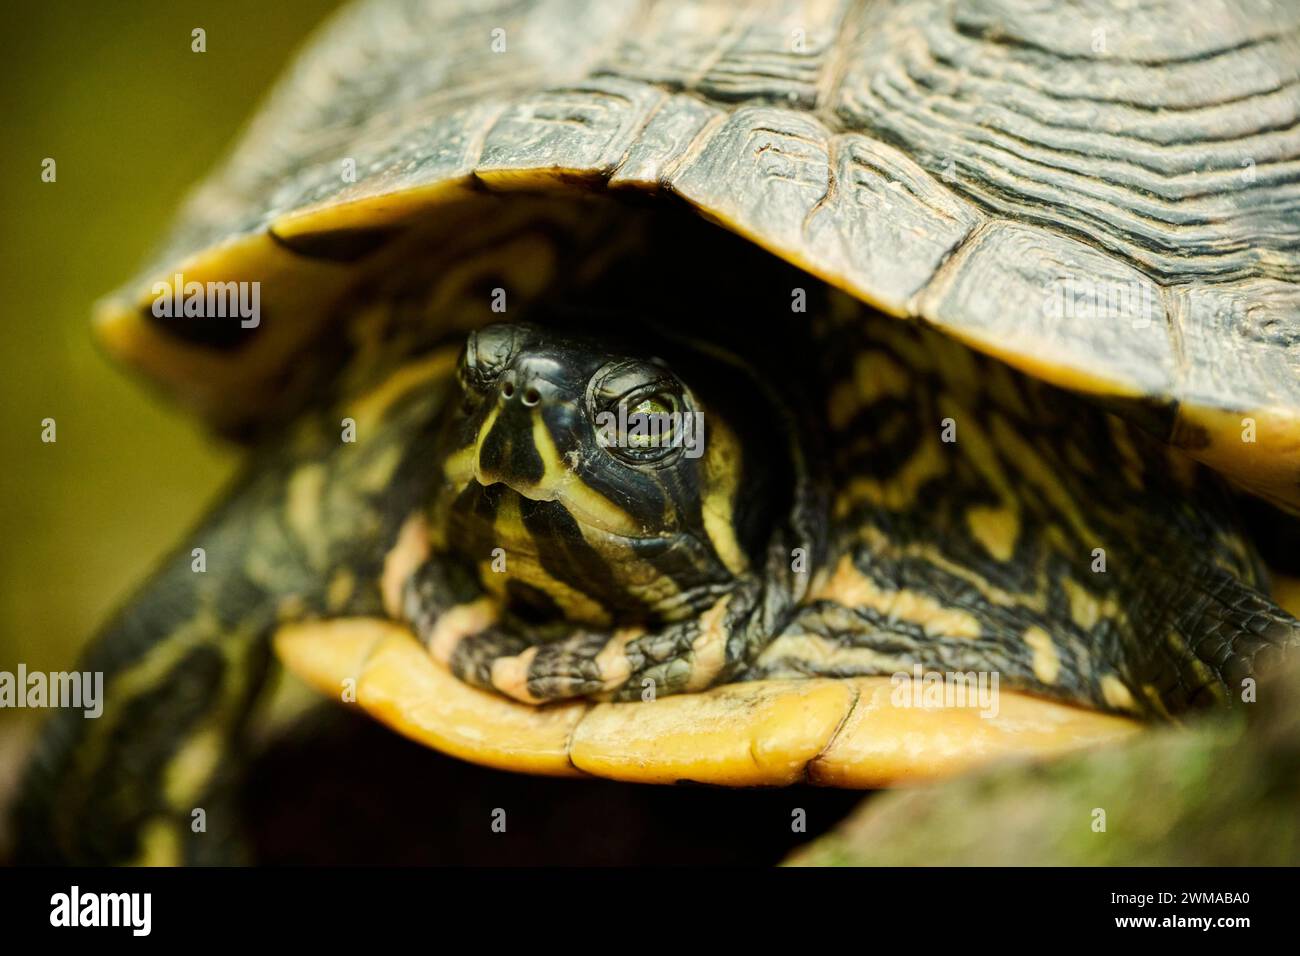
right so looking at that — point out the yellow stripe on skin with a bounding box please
[427,598,500,665]
[594,627,643,691]
[827,350,913,431]
[526,411,641,537]
[699,417,749,576]
[755,633,905,673]
[1183,655,1221,699]
[446,405,642,539]
[327,568,356,612]
[835,434,948,516]
[491,646,543,704]
[599,549,689,617]
[1023,627,1061,685]
[684,595,733,692]
[990,412,1103,548]
[813,554,982,639]
[965,504,1020,562]
[286,463,327,568]
[346,348,458,437]
[356,443,406,495]
[451,413,682,616]
[863,522,1045,613]
[163,728,223,810]
[946,390,1107,574]
[483,490,611,625]
[1100,675,1140,713]
[1157,630,1215,687]
[1061,577,1119,631]
[1140,685,1176,720]
[936,394,1012,492]
[381,513,432,618]
[862,310,937,370]
[275,620,1142,789]
[982,361,1033,418]
[115,624,263,866]
[442,427,488,488]
[252,666,329,744]
[71,609,234,789]
[158,635,261,809]
[859,524,1051,614]
[1107,415,1147,491]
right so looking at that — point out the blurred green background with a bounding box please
[0,1,343,761]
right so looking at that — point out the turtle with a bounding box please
[15,0,1300,865]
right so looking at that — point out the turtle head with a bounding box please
[435,322,787,625]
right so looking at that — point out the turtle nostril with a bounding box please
[522,387,541,407]
[501,381,515,399]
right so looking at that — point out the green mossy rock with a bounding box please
[788,663,1300,866]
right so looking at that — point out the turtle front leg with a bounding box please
[402,555,782,703]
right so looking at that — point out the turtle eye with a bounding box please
[460,324,523,397]
[623,392,678,451]
[587,359,693,464]
[601,388,687,463]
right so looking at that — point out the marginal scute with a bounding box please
[150,0,644,263]
[1173,406,1300,515]
[477,78,664,183]
[671,105,831,256]
[97,234,354,428]
[609,93,722,187]
[1168,279,1300,507]
[1172,279,1300,413]
[269,106,497,236]
[916,220,1175,399]
[803,134,981,314]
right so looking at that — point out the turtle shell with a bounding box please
[98,0,1300,510]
